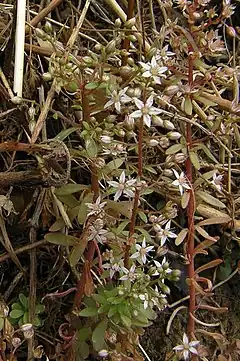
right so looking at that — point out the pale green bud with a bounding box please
[35,28,45,39]
[44,21,53,33]
[42,72,52,81]
[174,153,187,164]
[163,119,175,130]
[105,40,116,54]
[167,131,181,140]
[149,139,159,147]
[125,18,136,28]
[115,18,122,28]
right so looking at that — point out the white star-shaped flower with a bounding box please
[119,265,137,282]
[107,171,136,201]
[139,57,168,84]
[104,87,131,113]
[86,196,107,217]
[156,220,177,246]
[211,172,223,191]
[172,169,191,195]
[130,95,161,127]
[173,333,200,360]
[130,238,154,264]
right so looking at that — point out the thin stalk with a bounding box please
[13,0,26,99]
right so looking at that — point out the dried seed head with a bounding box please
[12,337,21,348]
[174,153,187,163]
[21,323,34,339]
[159,136,170,148]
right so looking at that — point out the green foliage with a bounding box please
[9,294,44,327]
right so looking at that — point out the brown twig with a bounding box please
[28,0,64,30]
[0,240,46,263]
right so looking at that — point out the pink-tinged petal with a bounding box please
[154,260,161,267]
[142,254,147,264]
[149,107,162,115]
[119,171,125,183]
[165,220,171,230]
[153,76,161,84]
[146,246,154,252]
[114,189,122,201]
[151,57,157,67]
[115,101,121,113]
[183,349,189,360]
[179,185,184,195]
[130,110,142,118]
[183,184,191,190]
[189,347,198,355]
[124,189,135,198]
[142,71,152,78]
[104,99,114,109]
[143,114,151,127]
[183,333,189,346]
[173,345,184,351]
[189,341,200,347]
[172,169,180,179]
[130,251,140,259]
[126,179,136,186]
[168,231,177,238]
[146,95,154,107]
[139,62,150,70]
[159,66,168,73]
[134,98,144,109]
[108,181,119,187]
[172,180,180,186]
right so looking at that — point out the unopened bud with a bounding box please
[133,310,138,316]
[105,40,116,54]
[164,85,180,96]
[159,136,170,148]
[127,58,135,66]
[98,350,109,357]
[124,115,135,130]
[149,139,159,147]
[171,269,182,278]
[115,18,122,28]
[35,28,46,39]
[100,135,112,144]
[116,129,125,137]
[44,21,53,33]
[149,215,158,223]
[161,284,171,295]
[125,18,136,28]
[152,116,163,127]
[162,261,170,270]
[127,35,137,42]
[163,119,175,130]
[226,26,236,38]
[163,169,173,177]
[42,72,52,81]
[167,131,181,140]
[119,65,132,77]
[174,153,187,163]
[83,56,93,65]
[94,43,103,52]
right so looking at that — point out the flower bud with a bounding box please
[161,284,171,295]
[100,135,112,144]
[226,26,236,38]
[42,72,52,81]
[162,261,170,270]
[83,56,93,65]
[98,350,109,357]
[94,43,103,52]
[163,119,175,130]
[167,131,181,140]
[125,18,136,28]
[163,169,173,177]
[127,58,135,66]
[119,65,132,77]
[149,139,159,147]
[124,115,135,130]
[152,116,163,127]
[159,136,170,148]
[127,35,137,42]
[174,153,187,163]
[44,21,53,33]
[35,28,46,39]
[171,269,182,279]
[133,310,138,317]
[115,18,122,28]
[164,85,180,96]
[105,40,116,54]
[116,129,125,137]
